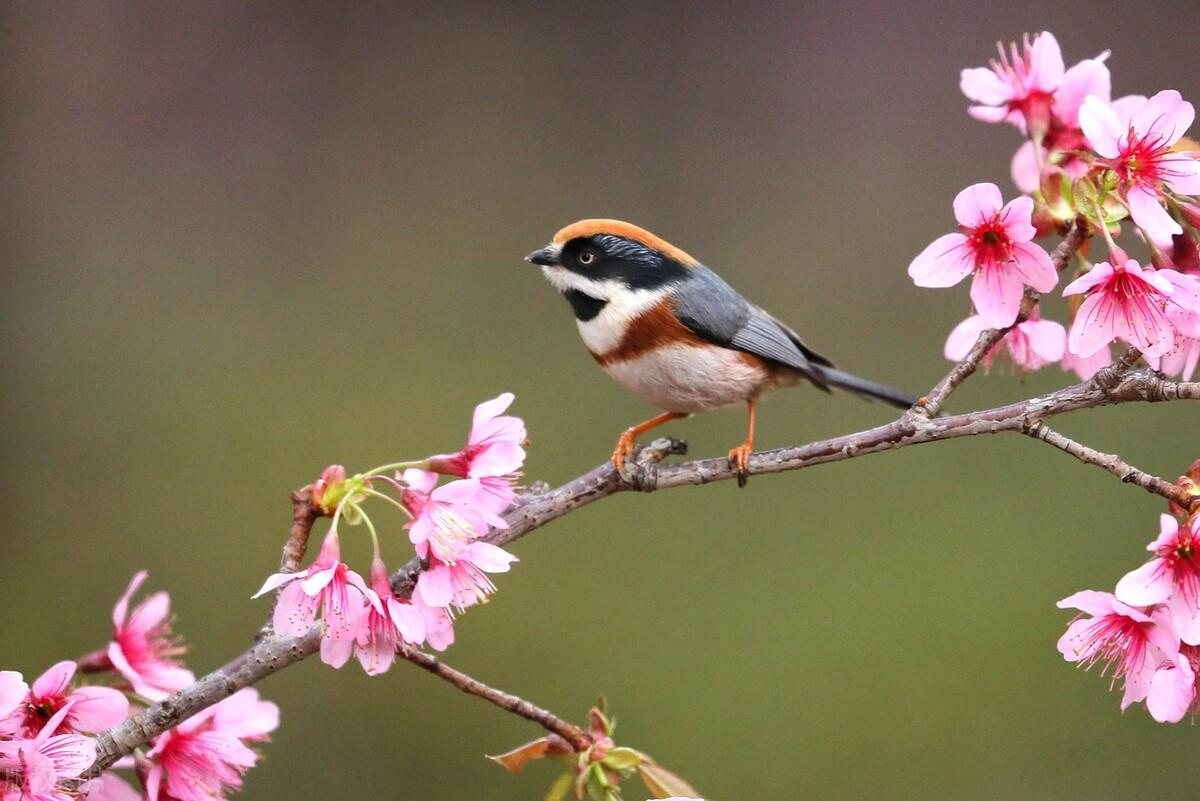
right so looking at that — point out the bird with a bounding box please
[526,219,916,486]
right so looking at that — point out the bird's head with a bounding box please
[526,220,697,306]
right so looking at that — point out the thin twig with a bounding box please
[396,645,592,751]
[256,487,320,642]
[1021,420,1198,511]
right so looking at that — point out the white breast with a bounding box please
[603,344,769,413]
[574,287,670,354]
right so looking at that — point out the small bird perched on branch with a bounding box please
[527,219,916,485]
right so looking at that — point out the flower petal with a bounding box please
[907,234,973,287]
[1028,32,1064,92]
[66,686,129,733]
[1131,89,1193,147]
[272,581,319,637]
[1022,319,1067,361]
[1147,655,1196,723]
[1078,95,1123,158]
[463,541,518,573]
[1061,261,1115,296]
[970,263,1025,328]
[1010,141,1041,194]
[1127,184,1182,246]
[1067,291,1118,358]
[0,671,27,718]
[251,570,305,599]
[943,316,989,361]
[320,635,354,669]
[415,566,454,608]
[389,598,427,645]
[1054,57,1111,123]
[1115,558,1173,606]
[111,571,148,628]
[31,661,76,702]
[471,392,515,434]
[953,182,1004,227]
[960,68,1011,105]
[1011,241,1058,291]
[967,104,1012,123]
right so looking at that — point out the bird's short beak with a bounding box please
[525,245,560,266]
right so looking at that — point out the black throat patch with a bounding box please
[563,289,608,321]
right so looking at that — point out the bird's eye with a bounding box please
[578,250,595,266]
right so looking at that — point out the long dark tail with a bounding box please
[813,366,917,410]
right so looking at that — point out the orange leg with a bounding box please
[727,398,757,487]
[612,411,687,472]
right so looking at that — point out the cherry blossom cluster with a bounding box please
[911,31,1200,381]
[253,393,526,674]
[1057,461,1200,723]
[2,572,279,800]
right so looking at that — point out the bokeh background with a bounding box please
[4,2,1199,799]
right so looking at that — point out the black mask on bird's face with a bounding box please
[528,234,691,300]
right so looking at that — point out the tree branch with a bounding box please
[81,366,1197,780]
[396,645,591,751]
[1021,420,1197,509]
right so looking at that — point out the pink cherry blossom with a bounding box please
[428,393,527,480]
[107,572,195,702]
[0,673,27,720]
[0,661,127,739]
[400,469,507,563]
[1079,90,1200,245]
[352,558,428,676]
[0,704,96,801]
[1115,514,1200,645]
[1147,644,1198,723]
[944,309,1066,372]
[253,531,375,668]
[960,32,1064,135]
[909,183,1058,327]
[414,541,518,613]
[1011,52,1111,192]
[1057,590,1179,709]
[143,688,278,801]
[1061,259,1200,358]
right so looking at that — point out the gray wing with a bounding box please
[672,265,832,390]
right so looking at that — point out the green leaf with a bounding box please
[602,747,642,772]
[585,763,612,801]
[545,771,574,801]
[636,756,701,799]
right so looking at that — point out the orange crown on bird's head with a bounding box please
[552,219,699,268]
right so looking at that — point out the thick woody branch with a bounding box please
[82,367,1197,779]
[396,645,591,751]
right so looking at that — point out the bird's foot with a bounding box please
[611,431,638,473]
[728,442,753,488]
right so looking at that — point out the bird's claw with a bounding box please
[728,443,753,488]
[611,433,638,474]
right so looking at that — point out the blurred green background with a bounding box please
[3,2,1198,799]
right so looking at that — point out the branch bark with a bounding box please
[396,645,591,751]
[81,365,1198,781]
